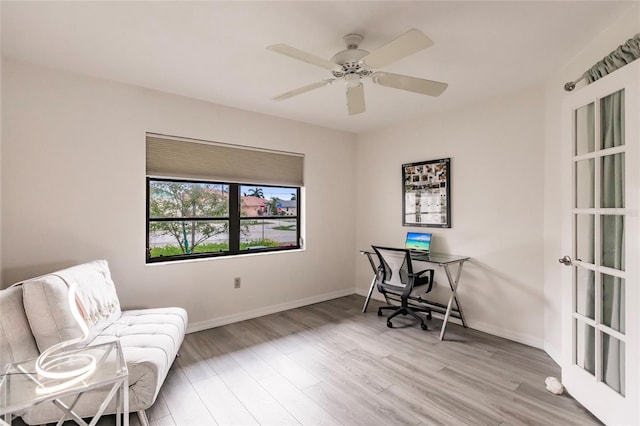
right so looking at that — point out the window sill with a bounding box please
[145,247,305,266]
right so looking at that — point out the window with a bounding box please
[147,178,300,262]
[145,134,304,263]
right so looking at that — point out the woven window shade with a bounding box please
[146,135,304,186]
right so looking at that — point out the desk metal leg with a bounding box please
[439,260,467,341]
[361,251,379,313]
[362,275,377,313]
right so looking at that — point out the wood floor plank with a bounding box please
[380,383,472,425]
[259,374,341,425]
[378,354,504,424]
[202,338,299,425]
[193,375,259,425]
[252,342,321,390]
[303,381,395,426]
[287,345,391,395]
[435,365,584,425]
[207,326,279,382]
[146,393,171,421]
[175,333,218,384]
[242,315,313,355]
[289,347,422,425]
[281,310,359,356]
[159,365,217,425]
[187,327,227,359]
[330,322,395,358]
[215,319,323,391]
[149,415,176,426]
[514,381,601,424]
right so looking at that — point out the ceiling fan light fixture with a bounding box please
[345,73,361,89]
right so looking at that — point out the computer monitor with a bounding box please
[405,232,432,252]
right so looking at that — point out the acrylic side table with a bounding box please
[0,340,129,426]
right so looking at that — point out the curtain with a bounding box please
[582,104,595,376]
[585,34,640,83]
[581,91,625,396]
[600,90,625,395]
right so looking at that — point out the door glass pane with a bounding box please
[600,90,625,149]
[601,215,625,271]
[602,333,625,396]
[575,214,594,264]
[575,267,595,319]
[575,159,594,208]
[575,320,595,375]
[601,153,625,208]
[576,103,595,155]
[602,274,625,333]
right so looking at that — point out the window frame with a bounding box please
[146,177,301,263]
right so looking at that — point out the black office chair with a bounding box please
[372,246,434,330]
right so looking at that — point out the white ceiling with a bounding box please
[1,1,633,133]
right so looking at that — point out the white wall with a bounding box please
[355,85,546,347]
[543,5,640,363]
[1,59,357,331]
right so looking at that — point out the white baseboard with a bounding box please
[186,288,355,333]
[544,344,561,366]
[354,287,544,349]
[191,287,545,350]
[354,287,379,300]
[467,319,544,349]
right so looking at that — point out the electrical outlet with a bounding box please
[234,277,241,289]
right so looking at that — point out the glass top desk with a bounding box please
[0,340,129,426]
[360,250,470,341]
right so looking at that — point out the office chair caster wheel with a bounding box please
[421,323,428,330]
[387,321,393,328]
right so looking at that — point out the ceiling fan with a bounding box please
[267,28,448,116]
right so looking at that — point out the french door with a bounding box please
[561,61,639,425]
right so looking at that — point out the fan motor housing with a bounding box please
[331,49,372,78]
[330,33,373,79]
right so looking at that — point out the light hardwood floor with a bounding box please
[28,295,602,425]
[145,295,600,426]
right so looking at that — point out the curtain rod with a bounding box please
[564,33,640,91]
[564,76,584,92]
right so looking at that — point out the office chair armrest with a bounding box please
[412,269,435,293]
[412,269,434,281]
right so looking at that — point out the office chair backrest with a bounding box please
[372,246,413,288]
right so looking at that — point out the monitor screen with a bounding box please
[405,232,432,252]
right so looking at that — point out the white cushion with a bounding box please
[95,307,189,404]
[0,285,40,369]
[22,260,121,352]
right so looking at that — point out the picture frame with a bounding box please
[402,158,451,228]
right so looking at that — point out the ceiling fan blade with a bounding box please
[362,29,434,69]
[346,83,366,116]
[267,44,340,72]
[272,79,335,101]
[371,72,447,97]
